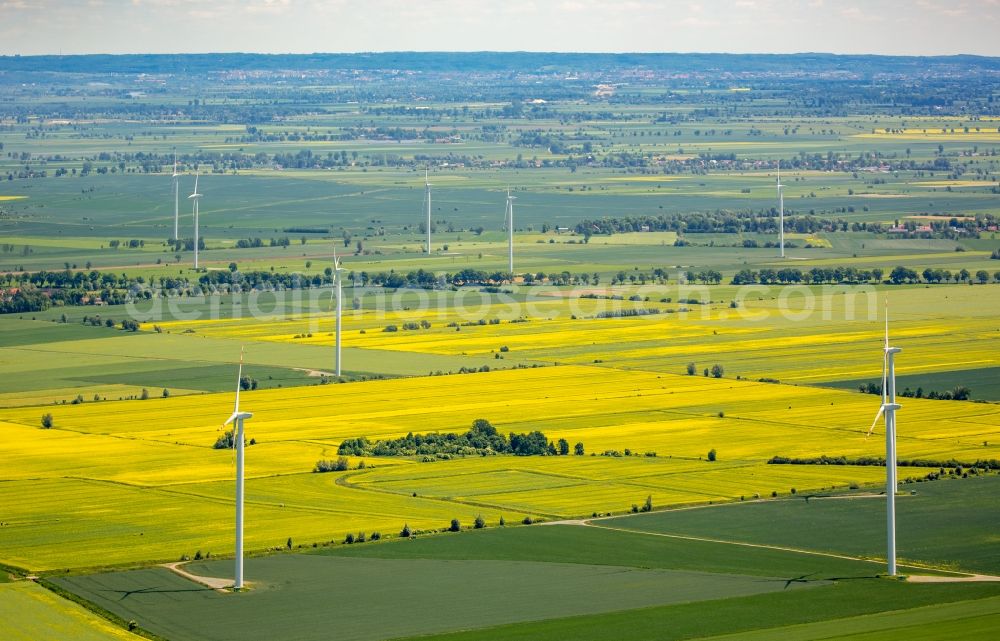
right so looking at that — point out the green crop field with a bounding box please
[602,475,1000,574]
[53,503,1000,641]
[56,555,813,641]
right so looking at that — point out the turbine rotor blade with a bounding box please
[881,351,888,405]
[233,347,244,414]
[223,411,240,427]
[866,405,886,439]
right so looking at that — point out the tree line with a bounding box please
[731,265,1000,285]
[768,454,999,471]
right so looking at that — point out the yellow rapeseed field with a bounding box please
[2,365,997,571]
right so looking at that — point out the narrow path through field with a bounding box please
[907,574,1000,583]
[161,562,233,591]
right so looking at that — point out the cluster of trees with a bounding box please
[574,212,1000,240]
[313,456,357,473]
[232,236,293,249]
[686,362,724,378]
[354,268,601,288]
[576,212,846,236]
[338,419,583,457]
[213,429,255,449]
[595,308,661,319]
[0,269,159,312]
[733,266,881,285]
[858,382,972,401]
[343,531,381,544]
[0,289,52,313]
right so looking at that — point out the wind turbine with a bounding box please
[866,304,902,576]
[776,160,785,258]
[423,168,432,255]
[222,348,252,591]
[332,245,344,377]
[504,187,516,275]
[172,151,180,241]
[189,171,202,269]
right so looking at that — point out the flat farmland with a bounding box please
[2,364,997,571]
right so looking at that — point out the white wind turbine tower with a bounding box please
[222,348,253,591]
[866,304,902,576]
[189,171,202,269]
[332,245,344,377]
[504,187,516,275]
[423,168,432,255]
[776,160,785,258]
[172,152,180,241]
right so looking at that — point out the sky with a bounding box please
[0,0,998,57]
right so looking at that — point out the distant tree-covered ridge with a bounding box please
[338,419,572,457]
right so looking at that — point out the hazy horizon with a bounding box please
[1,0,998,58]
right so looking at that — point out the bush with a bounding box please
[521,516,534,525]
[41,413,53,429]
[707,448,717,462]
[711,364,724,378]
[356,532,366,543]
[449,519,461,532]
[400,523,412,538]
[474,514,486,529]
[499,515,506,527]
[686,362,696,376]
[286,537,293,549]
[345,533,355,544]
[574,442,585,455]
[314,456,350,473]
[140,388,150,400]
[642,495,653,512]
[370,531,381,541]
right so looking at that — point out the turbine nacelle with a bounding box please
[223,410,253,427]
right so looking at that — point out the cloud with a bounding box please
[0,0,996,56]
[245,0,293,15]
